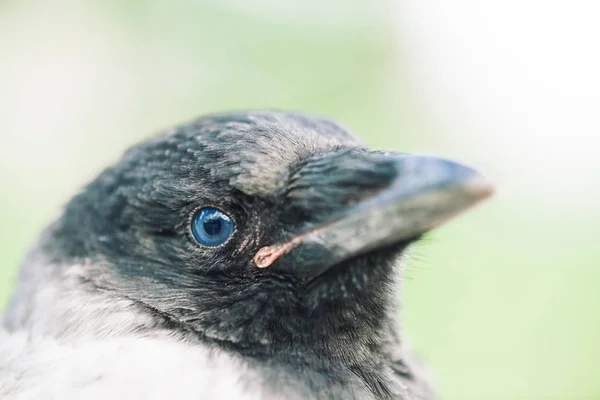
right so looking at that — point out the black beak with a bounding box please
[254,150,494,282]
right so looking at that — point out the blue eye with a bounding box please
[191,208,235,247]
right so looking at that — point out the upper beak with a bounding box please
[254,151,494,281]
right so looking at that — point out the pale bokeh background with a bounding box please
[1,1,599,399]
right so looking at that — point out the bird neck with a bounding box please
[191,319,403,400]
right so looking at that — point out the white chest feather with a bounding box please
[0,331,271,400]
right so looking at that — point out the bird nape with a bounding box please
[0,111,493,400]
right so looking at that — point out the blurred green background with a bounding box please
[1,1,599,399]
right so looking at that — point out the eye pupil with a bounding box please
[191,208,235,247]
[203,218,222,236]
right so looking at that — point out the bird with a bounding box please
[0,111,493,399]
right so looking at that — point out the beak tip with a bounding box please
[465,173,496,203]
[408,156,496,205]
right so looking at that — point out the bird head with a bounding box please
[42,111,493,359]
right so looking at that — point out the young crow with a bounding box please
[1,111,493,399]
